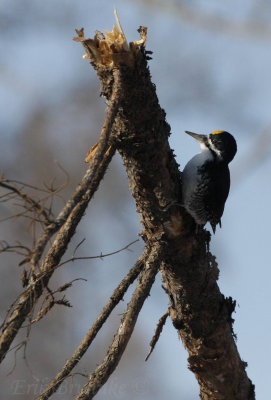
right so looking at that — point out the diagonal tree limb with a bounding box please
[0,79,120,363]
[75,245,161,400]
[74,20,255,399]
[29,73,121,269]
[35,250,147,400]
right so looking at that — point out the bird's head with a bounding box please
[185,130,237,163]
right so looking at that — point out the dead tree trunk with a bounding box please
[73,19,255,400]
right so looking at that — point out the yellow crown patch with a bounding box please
[211,130,224,135]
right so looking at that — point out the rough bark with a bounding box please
[76,24,255,399]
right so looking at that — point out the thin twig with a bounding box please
[0,181,52,225]
[0,209,33,223]
[35,251,146,400]
[0,242,31,257]
[21,278,87,328]
[58,239,139,267]
[6,341,26,376]
[72,238,86,258]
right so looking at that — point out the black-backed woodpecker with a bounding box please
[182,130,237,233]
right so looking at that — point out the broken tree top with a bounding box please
[73,9,148,67]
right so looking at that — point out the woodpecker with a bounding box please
[182,130,237,233]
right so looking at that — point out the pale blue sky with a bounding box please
[1,1,271,399]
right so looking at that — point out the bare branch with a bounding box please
[75,246,161,400]
[58,239,139,267]
[35,251,146,400]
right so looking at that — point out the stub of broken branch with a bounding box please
[73,10,147,68]
[145,310,169,361]
[85,142,113,164]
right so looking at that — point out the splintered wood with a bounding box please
[73,9,147,67]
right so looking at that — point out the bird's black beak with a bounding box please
[185,131,206,143]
